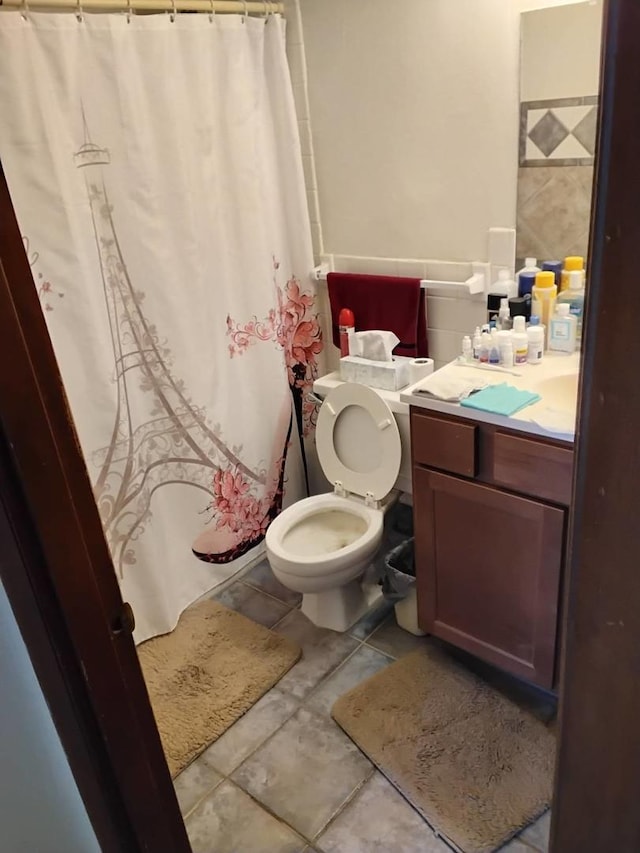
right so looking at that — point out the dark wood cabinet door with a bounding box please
[414,467,565,688]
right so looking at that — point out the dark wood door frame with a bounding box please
[551,1,640,850]
[0,162,190,851]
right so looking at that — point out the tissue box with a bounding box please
[339,355,410,391]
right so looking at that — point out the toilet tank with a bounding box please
[312,372,412,496]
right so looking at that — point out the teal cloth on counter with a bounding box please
[460,383,541,416]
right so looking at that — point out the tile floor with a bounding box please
[173,555,553,853]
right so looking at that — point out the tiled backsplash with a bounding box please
[520,97,598,167]
[516,165,593,263]
[517,96,597,263]
[316,254,487,373]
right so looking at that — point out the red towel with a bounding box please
[327,272,428,358]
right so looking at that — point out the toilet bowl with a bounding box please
[266,382,402,632]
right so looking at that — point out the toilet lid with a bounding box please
[316,383,401,501]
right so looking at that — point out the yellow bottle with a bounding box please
[560,256,584,292]
[531,271,557,341]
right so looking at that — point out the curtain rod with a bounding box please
[0,0,284,13]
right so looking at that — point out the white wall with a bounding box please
[0,580,100,853]
[521,0,603,101]
[298,0,521,263]
[519,0,595,10]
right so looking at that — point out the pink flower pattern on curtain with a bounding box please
[193,257,323,563]
[226,257,323,437]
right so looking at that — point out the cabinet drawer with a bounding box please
[493,432,574,505]
[411,411,477,477]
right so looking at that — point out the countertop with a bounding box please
[399,352,580,443]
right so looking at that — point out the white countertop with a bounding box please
[399,352,580,443]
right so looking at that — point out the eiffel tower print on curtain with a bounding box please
[74,129,278,577]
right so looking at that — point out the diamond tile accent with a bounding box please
[572,106,598,156]
[520,97,598,166]
[551,104,592,131]
[528,111,570,158]
[550,134,591,160]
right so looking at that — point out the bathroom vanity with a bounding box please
[403,355,579,691]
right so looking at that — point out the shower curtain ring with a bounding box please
[170,0,176,22]
[76,0,83,22]
[20,0,29,20]
[241,0,247,23]
[126,0,133,23]
[209,0,215,22]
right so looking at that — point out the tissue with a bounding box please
[339,355,410,390]
[350,330,399,362]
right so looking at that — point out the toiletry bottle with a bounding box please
[487,293,503,324]
[491,268,518,299]
[489,329,500,365]
[462,335,473,363]
[509,295,531,322]
[557,269,585,345]
[549,303,577,353]
[531,271,557,340]
[516,257,540,297]
[512,316,529,365]
[500,340,514,368]
[560,256,585,292]
[497,330,513,367]
[472,327,482,360]
[542,260,562,289]
[479,332,491,363]
[497,298,512,331]
[527,320,545,364]
[338,308,355,357]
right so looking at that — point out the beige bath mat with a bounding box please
[138,598,300,777]
[332,645,555,853]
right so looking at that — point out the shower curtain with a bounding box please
[0,11,322,642]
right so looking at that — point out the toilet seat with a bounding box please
[316,383,402,504]
[266,493,383,578]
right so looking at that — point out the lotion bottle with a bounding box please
[512,316,528,365]
[549,303,577,353]
[472,327,482,360]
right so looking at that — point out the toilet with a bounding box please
[266,382,403,632]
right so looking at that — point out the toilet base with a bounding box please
[301,580,383,633]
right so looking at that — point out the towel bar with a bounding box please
[311,263,487,296]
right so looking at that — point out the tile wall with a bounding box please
[516,165,594,263]
[517,97,597,262]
